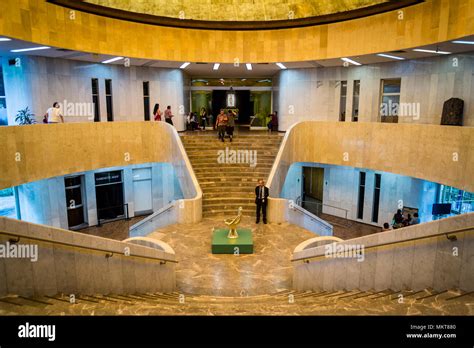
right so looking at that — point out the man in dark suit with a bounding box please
[255,179,269,224]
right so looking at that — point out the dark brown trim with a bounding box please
[47,0,423,31]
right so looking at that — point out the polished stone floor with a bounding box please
[0,290,471,316]
[149,217,316,296]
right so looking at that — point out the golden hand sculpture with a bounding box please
[225,206,243,239]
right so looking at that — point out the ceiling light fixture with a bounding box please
[101,56,124,64]
[376,53,405,60]
[341,57,362,66]
[246,63,252,70]
[213,63,220,70]
[180,62,191,69]
[413,49,451,55]
[276,62,287,69]
[10,46,50,53]
[0,38,12,42]
[452,40,474,45]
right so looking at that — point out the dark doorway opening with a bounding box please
[211,90,251,125]
[302,167,325,215]
[95,171,125,222]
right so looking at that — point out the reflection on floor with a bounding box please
[1,216,472,315]
[0,289,471,316]
[149,216,316,296]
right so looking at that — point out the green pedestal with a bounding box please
[211,228,253,254]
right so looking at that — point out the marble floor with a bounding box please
[149,217,316,296]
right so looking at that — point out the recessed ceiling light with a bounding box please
[341,57,362,66]
[452,40,474,45]
[413,49,451,55]
[101,56,124,64]
[276,62,287,69]
[213,63,220,70]
[180,62,191,69]
[241,78,247,81]
[10,46,50,53]
[246,63,252,70]
[0,38,12,42]
[376,53,405,60]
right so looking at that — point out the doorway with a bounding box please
[65,175,87,229]
[302,167,324,214]
[211,90,251,125]
[132,168,153,216]
[95,170,125,222]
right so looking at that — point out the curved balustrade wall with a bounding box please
[0,121,202,224]
[267,121,474,223]
[0,217,177,297]
[292,212,474,292]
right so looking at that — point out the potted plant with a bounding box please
[15,107,36,125]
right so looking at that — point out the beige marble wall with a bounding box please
[2,56,187,130]
[0,0,472,63]
[268,121,474,195]
[292,212,474,292]
[0,216,176,297]
[274,54,474,129]
[0,121,202,223]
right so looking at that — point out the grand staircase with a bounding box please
[181,133,283,217]
[0,288,471,315]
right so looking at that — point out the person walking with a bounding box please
[215,109,228,142]
[226,110,235,142]
[200,107,207,131]
[164,105,174,126]
[153,103,162,121]
[255,179,269,224]
[44,102,64,123]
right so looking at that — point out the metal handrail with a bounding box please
[129,201,176,232]
[289,200,333,230]
[0,230,178,264]
[296,196,349,219]
[291,226,473,263]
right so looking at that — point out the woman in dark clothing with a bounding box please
[200,107,207,131]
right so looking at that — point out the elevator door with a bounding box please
[95,171,124,221]
[133,168,153,215]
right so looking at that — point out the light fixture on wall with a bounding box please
[246,63,252,70]
[10,46,50,52]
[0,38,12,42]
[413,48,451,55]
[376,53,405,60]
[101,56,124,64]
[213,63,220,70]
[341,57,362,66]
[452,40,474,45]
[180,62,191,69]
[276,62,287,69]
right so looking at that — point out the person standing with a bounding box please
[200,107,207,131]
[226,110,235,142]
[153,103,162,121]
[255,179,269,224]
[164,105,174,126]
[215,109,228,142]
[44,102,64,124]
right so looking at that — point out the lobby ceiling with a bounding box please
[0,35,473,78]
[47,0,421,30]
[83,0,391,21]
